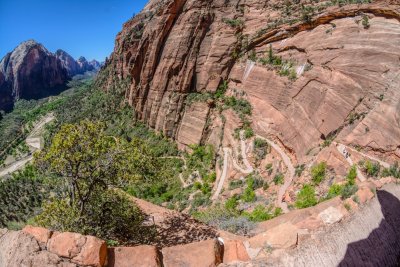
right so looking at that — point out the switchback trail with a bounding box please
[336,143,367,182]
[212,148,229,200]
[256,134,295,213]
[0,114,55,178]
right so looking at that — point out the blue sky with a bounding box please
[0,0,148,61]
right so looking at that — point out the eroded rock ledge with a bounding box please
[2,181,400,267]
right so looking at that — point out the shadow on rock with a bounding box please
[154,214,218,247]
[339,190,400,267]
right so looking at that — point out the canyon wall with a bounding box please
[0,40,101,112]
[0,40,68,111]
[100,0,400,166]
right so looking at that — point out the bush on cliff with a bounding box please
[34,120,156,244]
[295,184,318,208]
[311,162,327,185]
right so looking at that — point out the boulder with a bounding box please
[22,225,52,246]
[318,206,344,225]
[248,222,298,250]
[72,236,107,267]
[108,246,161,267]
[356,187,375,204]
[295,216,323,230]
[47,232,86,258]
[162,239,223,267]
[223,240,250,264]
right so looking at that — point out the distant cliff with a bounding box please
[0,40,101,112]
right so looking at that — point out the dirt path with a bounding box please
[0,114,54,177]
[239,131,254,173]
[336,143,367,182]
[256,134,295,213]
[212,148,229,200]
[344,144,391,169]
[0,155,33,177]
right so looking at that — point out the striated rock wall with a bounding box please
[100,0,243,140]
[100,0,400,164]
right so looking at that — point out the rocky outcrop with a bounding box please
[225,183,400,267]
[0,40,68,111]
[0,227,106,267]
[130,195,218,247]
[0,40,102,112]
[99,0,400,165]
[89,59,102,70]
[2,182,399,267]
[55,50,82,77]
[55,51,101,76]
[162,239,223,267]
[77,56,95,73]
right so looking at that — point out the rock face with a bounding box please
[0,227,107,267]
[0,40,102,112]
[89,59,102,70]
[99,0,400,164]
[2,184,400,266]
[162,239,223,267]
[238,183,400,266]
[108,246,162,267]
[55,51,101,76]
[55,50,82,77]
[0,40,68,111]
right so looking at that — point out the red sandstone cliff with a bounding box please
[99,0,400,167]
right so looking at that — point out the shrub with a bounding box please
[35,190,152,245]
[242,178,256,202]
[193,205,254,236]
[222,18,244,28]
[347,165,357,185]
[311,162,327,185]
[215,81,228,99]
[327,184,343,199]
[225,195,239,211]
[244,126,254,139]
[224,97,252,116]
[186,144,215,177]
[201,182,212,194]
[381,162,400,178]
[254,138,270,162]
[248,50,257,61]
[362,15,370,29]
[362,160,380,177]
[192,192,211,208]
[229,179,244,190]
[219,216,255,236]
[274,173,284,185]
[186,92,212,105]
[244,205,272,222]
[295,164,305,177]
[295,184,318,208]
[341,184,358,199]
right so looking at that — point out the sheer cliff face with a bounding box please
[0,40,68,111]
[55,49,81,76]
[101,0,400,163]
